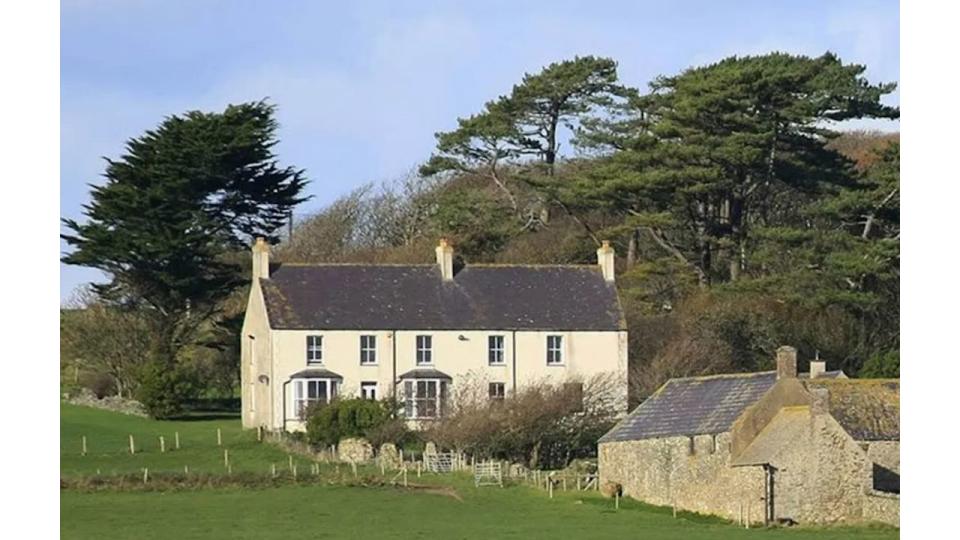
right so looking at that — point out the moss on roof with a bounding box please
[803,379,899,441]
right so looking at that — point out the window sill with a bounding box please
[359,363,379,367]
[488,362,507,367]
[546,363,566,367]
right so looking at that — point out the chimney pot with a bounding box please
[776,345,797,380]
[809,361,826,379]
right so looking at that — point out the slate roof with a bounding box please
[398,368,453,380]
[289,368,343,380]
[802,379,899,441]
[260,263,625,331]
[599,372,779,443]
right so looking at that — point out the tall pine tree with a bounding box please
[62,101,308,414]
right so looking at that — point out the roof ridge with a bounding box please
[274,262,601,270]
[465,263,600,269]
[275,262,435,267]
[667,371,776,383]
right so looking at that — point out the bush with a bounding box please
[305,398,399,448]
[135,362,199,419]
[425,375,619,470]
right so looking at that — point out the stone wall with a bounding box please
[866,441,899,473]
[599,432,766,521]
[600,413,899,527]
[863,490,900,527]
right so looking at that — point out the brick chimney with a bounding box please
[252,237,270,280]
[436,238,454,281]
[597,240,615,282]
[776,345,797,380]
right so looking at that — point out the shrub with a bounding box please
[135,362,199,419]
[425,374,619,470]
[305,398,399,448]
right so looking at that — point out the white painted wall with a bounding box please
[258,325,627,431]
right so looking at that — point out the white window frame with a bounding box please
[416,335,433,365]
[360,381,377,400]
[306,335,323,364]
[360,335,377,365]
[291,378,338,418]
[546,335,564,365]
[402,379,446,419]
[489,382,505,400]
[488,335,505,365]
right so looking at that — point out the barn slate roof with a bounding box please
[259,263,625,331]
[802,379,899,441]
[598,368,855,444]
[599,372,779,443]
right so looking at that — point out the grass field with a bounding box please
[61,403,317,475]
[60,404,899,540]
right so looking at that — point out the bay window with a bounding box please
[292,378,338,418]
[403,379,447,419]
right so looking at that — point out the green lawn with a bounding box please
[61,403,316,475]
[60,404,898,540]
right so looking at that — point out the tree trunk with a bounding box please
[626,228,639,267]
[728,196,745,282]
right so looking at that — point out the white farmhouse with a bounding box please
[241,238,628,431]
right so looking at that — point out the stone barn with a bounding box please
[598,346,899,526]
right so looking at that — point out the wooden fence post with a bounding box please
[129,435,135,455]
[257,426,263,442]
[217,428,222,446]
[142,468,149,484]
[288,455,293,471]
[159,436,165,453]
[615,491,620,510]
[81,436,87,456]
[184,465,189,475]
[175,431,180,450]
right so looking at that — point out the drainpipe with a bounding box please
[281,379,290,432]
[392,330,398,399]
[511,330,517,394]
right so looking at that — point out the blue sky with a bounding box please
[60,0,900,302]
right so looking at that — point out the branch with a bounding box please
[643,226,708,284]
